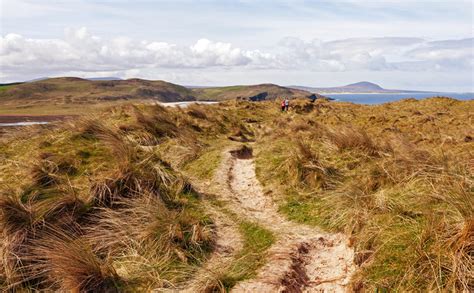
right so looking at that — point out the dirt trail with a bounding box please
[219,149,356,292]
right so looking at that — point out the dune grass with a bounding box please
[0,104,226,291]
[1,97,472,291]
[254,97,473,291]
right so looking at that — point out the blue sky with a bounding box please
[1,0,473,91]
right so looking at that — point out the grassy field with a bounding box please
[0,97,472,291]
[253,97,473,291]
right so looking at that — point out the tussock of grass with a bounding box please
[280,139,341,190]
[85,194,214,289]
[0,195,36,236]
[0,104,223,291]
[30,153,79,188]
[187,105,208,120]
[325,126,386,156]
[26,227,123,292]
[135,105,179,139]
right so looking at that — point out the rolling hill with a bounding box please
[0,77,196,106]
[0,78,315,109]
[191,83,313,101]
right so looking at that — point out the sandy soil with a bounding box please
[222,150,355,292]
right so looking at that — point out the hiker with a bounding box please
[284,98,289,111]
[281,99,286,112]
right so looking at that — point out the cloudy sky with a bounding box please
[1,0,473,91]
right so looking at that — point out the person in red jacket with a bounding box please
[281,98,286,112]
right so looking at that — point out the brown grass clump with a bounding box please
[0,195,38,288]
[280,139,340,190]
[83,122,189,206]
[429,172,474,291]
[33,191,88,226]
[135,105,179,139]
[31,154,78,187]
[0,195,35,237]
[325,126,383,156]
[31,160,61,187]
[76,118,117,140]
[187,106,208,120]
[90,151,188,207]
[26,228,123,292]
[87,194,214,264]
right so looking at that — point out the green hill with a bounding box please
[0,77,196,106]
[191,83,312,101]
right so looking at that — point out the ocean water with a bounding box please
[326,93,474,105]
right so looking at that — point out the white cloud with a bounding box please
[272,36,472,72]
[0,28,472,83]
[402,38,474,70]
[0,28,273,75]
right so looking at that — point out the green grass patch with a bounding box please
[184,141,229,180]
[279,191,328,228]
[218,220,274,290]
[194,86,245,100]
[0,84,17,93]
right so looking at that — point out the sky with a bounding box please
[0,0,473,91]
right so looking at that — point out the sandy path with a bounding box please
[218,149,356,292]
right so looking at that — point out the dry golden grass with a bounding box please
[0,103,224,291]
[25,227,122,292]
[254,97,473,291]
[0,97,471,291]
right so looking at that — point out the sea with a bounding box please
[325,92,473,105]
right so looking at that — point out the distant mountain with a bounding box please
[290,81,433,94]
